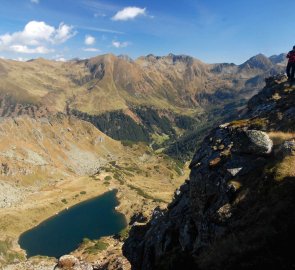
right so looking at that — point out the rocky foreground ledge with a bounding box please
[123,75,295,270]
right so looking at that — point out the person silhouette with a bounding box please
[286,46,295,84]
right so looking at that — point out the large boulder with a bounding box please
[56,255,92,270]
[233,129,273,155]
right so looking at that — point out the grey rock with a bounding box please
[280,141,295,157]
[227,167,243,176]
[56,255,93,270]
[216,203,232,222]
[233,129,273,155]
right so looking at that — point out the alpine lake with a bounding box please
[19,190,126,258]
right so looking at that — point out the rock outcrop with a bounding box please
[56,255,92,270]
[123,75,295,270]
[280,140,295,157]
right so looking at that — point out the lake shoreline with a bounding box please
[0,176,116,259]
[19,189,127,258]
[0,156,187,267]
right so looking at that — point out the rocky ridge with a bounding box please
[123,75,295,270]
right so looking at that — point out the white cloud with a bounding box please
[53,23,76,44]
[112,7,146,21]
[10,45,53,54]
[85,35,95,45]
[0,21,76,54]
[83,47,100,52]
[112,41,130,48]
[30,0,39,4]
[55,57,67,62]
[53,54,67,61]
[14,57,29,62]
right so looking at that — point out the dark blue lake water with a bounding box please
[18,190,126,258]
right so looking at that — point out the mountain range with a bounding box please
[0,53,286,114]
[0,53,287,148]
[0,52,292,269]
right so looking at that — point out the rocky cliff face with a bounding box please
[123,75,295,270]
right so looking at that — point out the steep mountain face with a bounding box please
[239,53,274,71]
[123,75,295,270]
[72,107,203,144]
[269,53,287,65]
[0,114,123,184]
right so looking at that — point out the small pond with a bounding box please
[19,190,126,258]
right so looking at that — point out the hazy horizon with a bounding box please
[0,50,287,65]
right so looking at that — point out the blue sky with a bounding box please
[0,0,295,63]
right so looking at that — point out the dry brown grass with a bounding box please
[268,131,295,145]
[228,180,242,190]
[266,132,295,181]
[229,118,268,129]
[274,156,295,181]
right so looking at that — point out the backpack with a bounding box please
[287,51,295,63]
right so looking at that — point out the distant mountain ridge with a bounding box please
[0,52,286,144]
[0,52,286,114]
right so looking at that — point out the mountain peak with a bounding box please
[27,57,49,63]
[117,54,134,63]
[240,53,273,70]
[166,53,194,64]
[269,53,287,65]
[138,53,197,66]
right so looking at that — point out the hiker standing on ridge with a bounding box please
[286,46,295,83]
